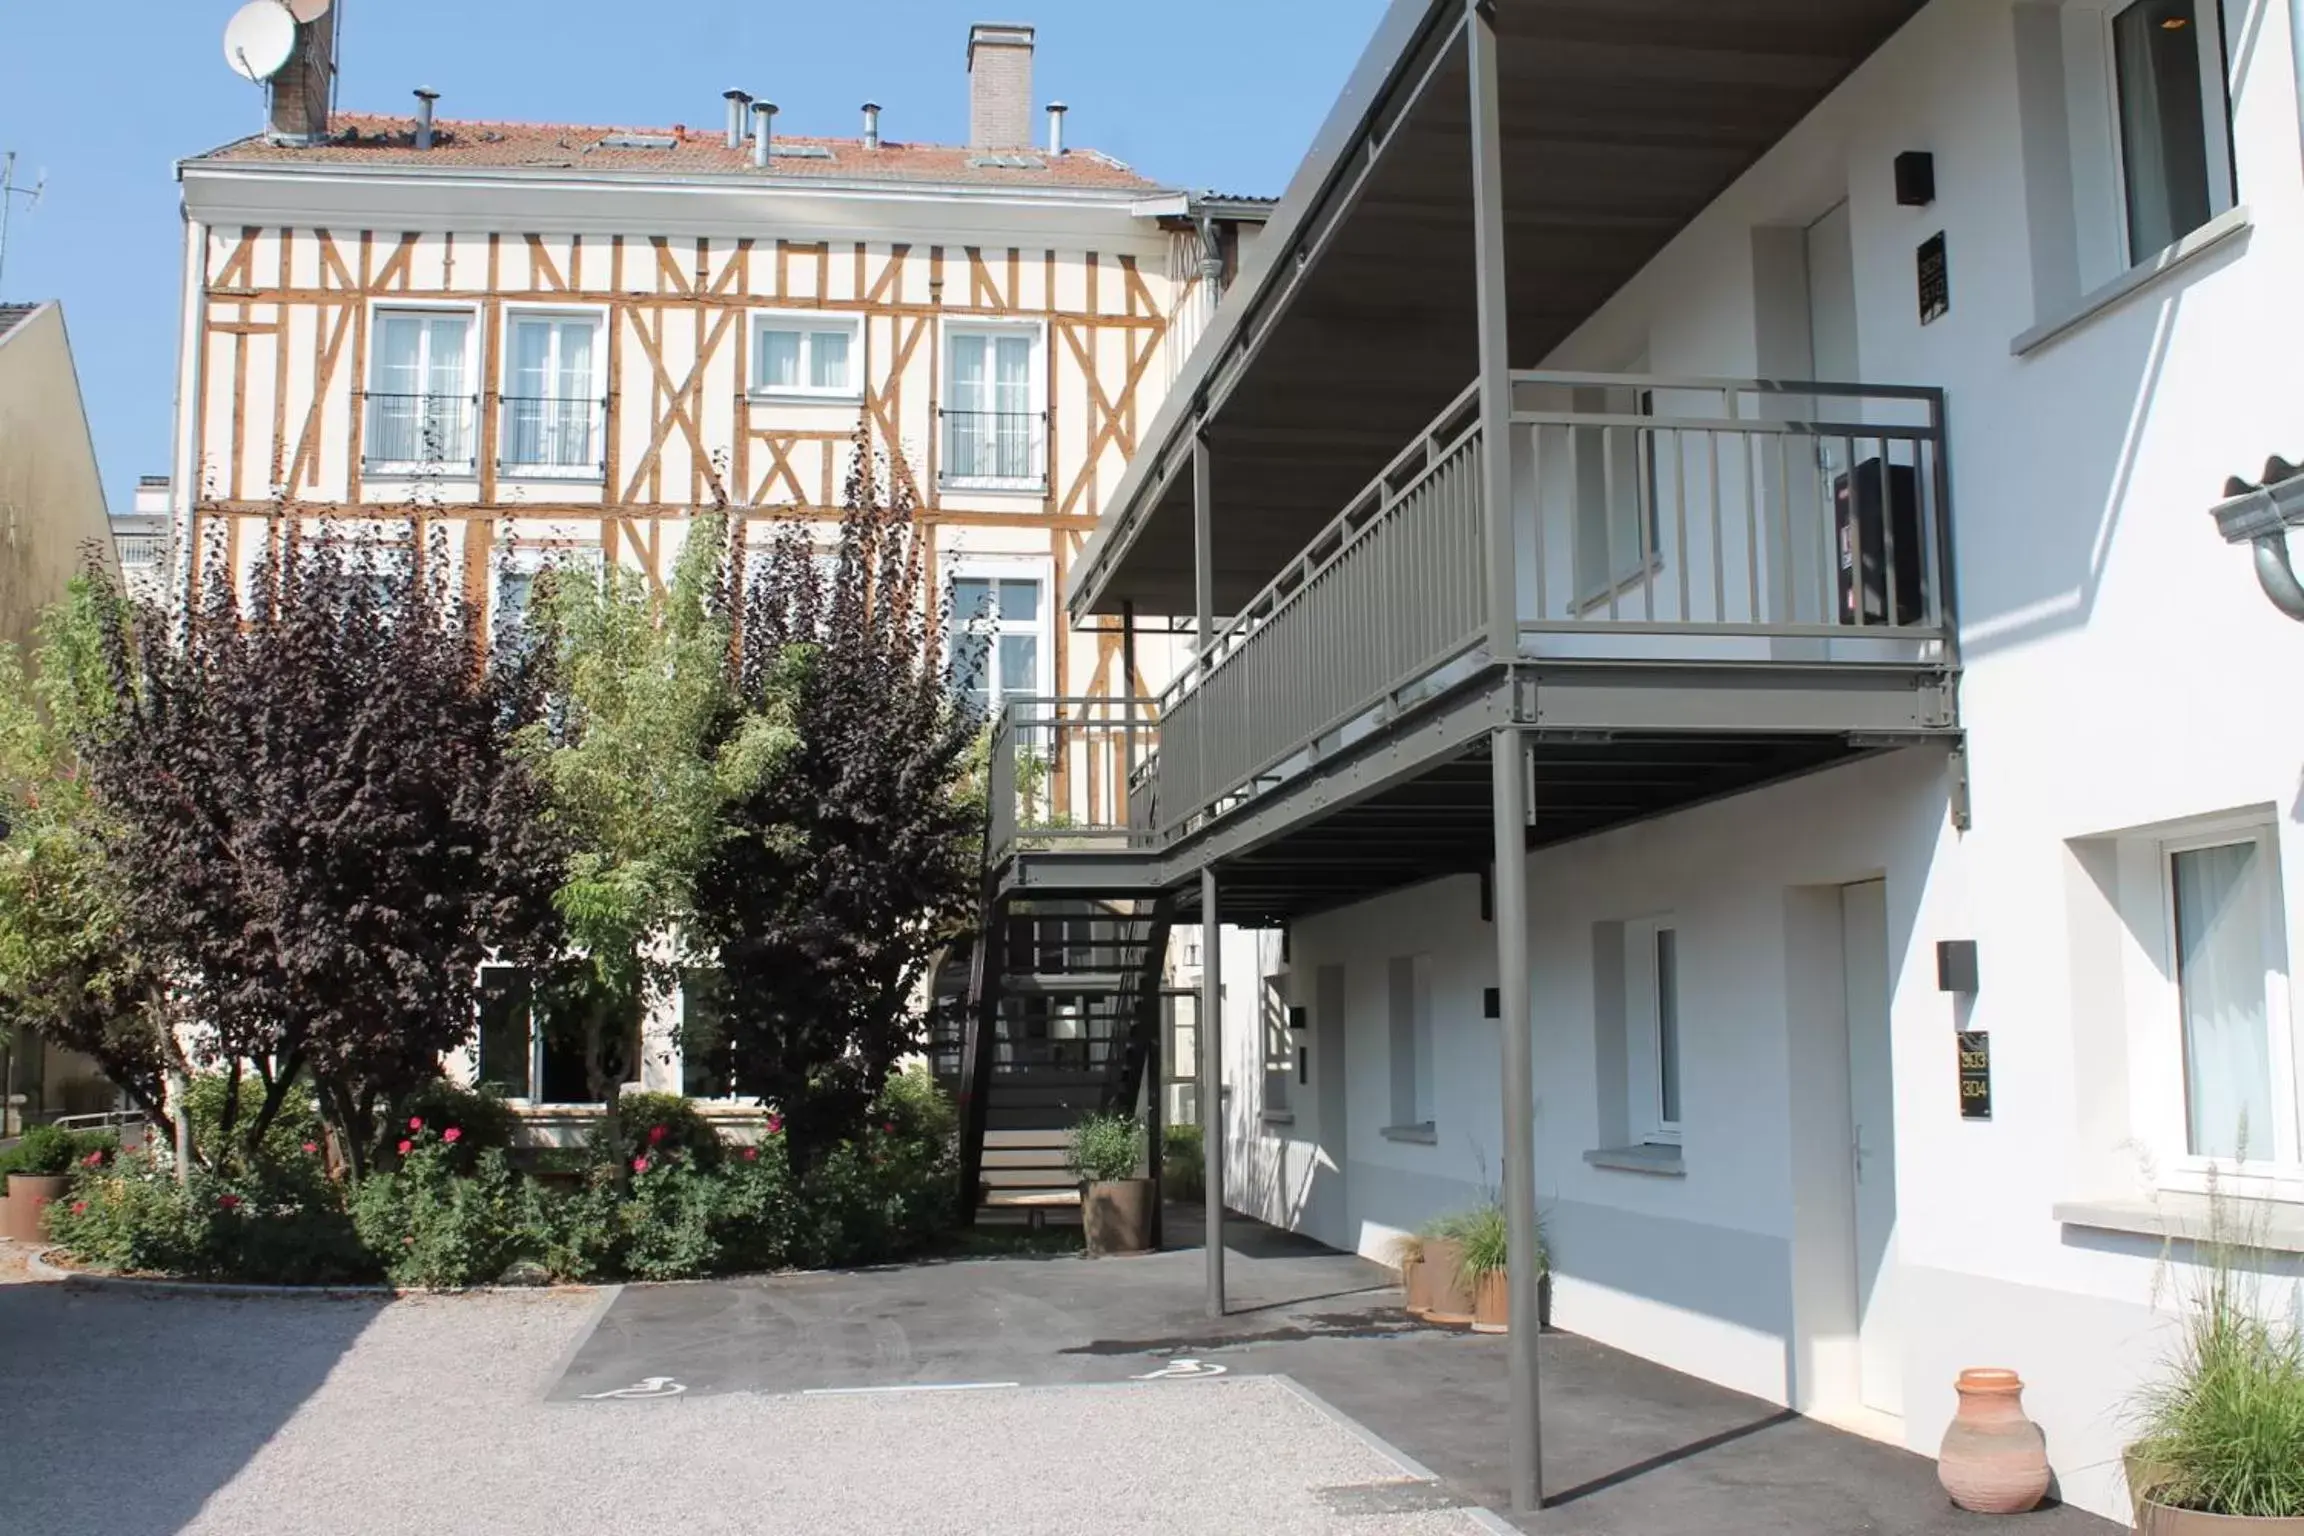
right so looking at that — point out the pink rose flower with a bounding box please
[397,1139,413,1156]
[765,1114,784,1135]
[302,1142,319,1154]
[647,1124,668,1145]
[442,1127,462,1144]
[71,1200,87,1215]
[408,1116,424,1131]
[632,1156,650,1174]
[83,1150,104,1167]
[742,1147,759,1162]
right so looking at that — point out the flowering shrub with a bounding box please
[0,1123,118,1178]
[48,1074,956,1288]
[350,1126,524,1288]
[391,1079,517,1169]
[584,1091,724,1172]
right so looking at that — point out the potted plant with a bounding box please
[1391,1233,1427,1316]
[1416,1211,1478,1326]
[1455,1201,1550,1333]
[2124,1187,2304,1533]
[1067,1112,1152,1256]
[1,1123,110,1242]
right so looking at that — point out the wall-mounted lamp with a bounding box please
[1936,939,1979,995]
[1894,150,1936,207]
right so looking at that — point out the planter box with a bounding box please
[2139,1504,2304,1534]
[1082,1177,1154,1255]
[1420,1237,1474,1325]
[4,1173,70,1242]
[1469,1271,1553,1334]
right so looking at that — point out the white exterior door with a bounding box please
[1842,878,1902,1415]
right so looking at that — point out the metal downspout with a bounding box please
[2253,533,2304,619]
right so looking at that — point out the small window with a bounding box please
[501,313,603,476]
[1626,918,1683,1145]
[367,309,476,469]
[1387,954,1434,1131]
[2167,831,2290,1163]
[475,965,640,1105]
[752,314,862,399]
[2111,0,2224,259]
[945,568,1046,715]
[679,969,738,1100]
[1263,977,1293,1116]
[943,327,1043,488]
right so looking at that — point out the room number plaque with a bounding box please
[1957,1031,1991,1120]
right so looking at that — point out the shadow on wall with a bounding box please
[1955,273,2218,662]
[0,1281,388,1531]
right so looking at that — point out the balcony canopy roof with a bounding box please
[1069,0,1926,619]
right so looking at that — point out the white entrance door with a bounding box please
[1842,878,1902,1414]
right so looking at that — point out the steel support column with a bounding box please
[1200,865,1226,1316]
[1468,0,1544,1515]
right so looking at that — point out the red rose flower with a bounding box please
[648,1124,668,1145]
[71,1200,87,1215]
[83,1150,104,1167]
[632,1156,650,1174]
[217,1194,241,1211]
[883,1122,897,1135]
[442,1127,462,1144]
[408,1116,424,1131]
[765,1114,784,1135]
[397,1139,413,1156]
[742,1147,759,1162]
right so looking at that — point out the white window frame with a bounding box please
[1624,916,1683,1147]
[2059,0,2237,287]
[364,301,481,475]
[940,320,1048,494]
[498,304,608,482]
[2155,820,2300,1179]
[748,310,865,403]
[1385,953,1436,1135]
[943,556,1053,716]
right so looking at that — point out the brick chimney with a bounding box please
[967,23,1035,151]
[267,7,338,145]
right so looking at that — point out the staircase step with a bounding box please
[983,1128,1072,1150]
[981,1166,1079,1188]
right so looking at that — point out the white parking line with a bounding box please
[800,1381,1022,1396]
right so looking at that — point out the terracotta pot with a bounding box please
[1400,1252,1428,1317]
[4,1173,70,1242]
[1081,1177,1154,1256]
[1420,1237,1474,1325]
[1937,1368,2051,1515]
[1473,1270,1508,1333]
[2138,1503,2304,1534]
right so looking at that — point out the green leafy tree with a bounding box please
[0,574,183,1137]
[521,514,794,1158]
[700,453,983,1172]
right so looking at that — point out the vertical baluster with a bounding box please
[1674,425,1691,625]
[1565,425,1583,626]
[1639,419,1656,624]
[1743,433,1762,625]
[1811,430,1835,631]
[1841,433,1861,628]
[1524,425,1544,630]
[1773,431,1794,628]
[1880,434,1902,627]
[1602,423,1622,622]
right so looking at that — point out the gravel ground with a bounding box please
[1,1279,1493,1536]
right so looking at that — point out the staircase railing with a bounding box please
[985,696,1161,868]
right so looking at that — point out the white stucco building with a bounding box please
[981,0,2304,1520]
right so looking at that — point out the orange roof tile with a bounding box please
[192,114,1169,194]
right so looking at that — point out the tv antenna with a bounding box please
[0,153,46,300]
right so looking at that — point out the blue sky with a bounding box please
[0,0,1388,513]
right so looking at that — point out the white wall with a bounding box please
[1225,0,2304,1522]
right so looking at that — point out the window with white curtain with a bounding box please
[945,566,1046,714]
[501,313,603,475]
[2166,828,2294,1164]
[751,313,861,399]
[944,327,1041,487]
[367,309,475,468]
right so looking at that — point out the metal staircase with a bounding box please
[939,896,1173,1222]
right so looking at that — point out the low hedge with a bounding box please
[45,1067,958,1289]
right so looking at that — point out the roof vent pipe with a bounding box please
[1047,101,1067,156]
[862,102,882,151]
[724,90,753,150]
[751,100,777,168]
[413,88,438,151]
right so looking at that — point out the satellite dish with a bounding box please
[285,0,331,21]
[222,1,296,82]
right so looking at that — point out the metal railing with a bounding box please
[364,392,477,468]
[986,695,1161,866]
[1153,383,1491,833]
[1507,373,1951,642]
[500,395,606,474]
[942,409,1045,485]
